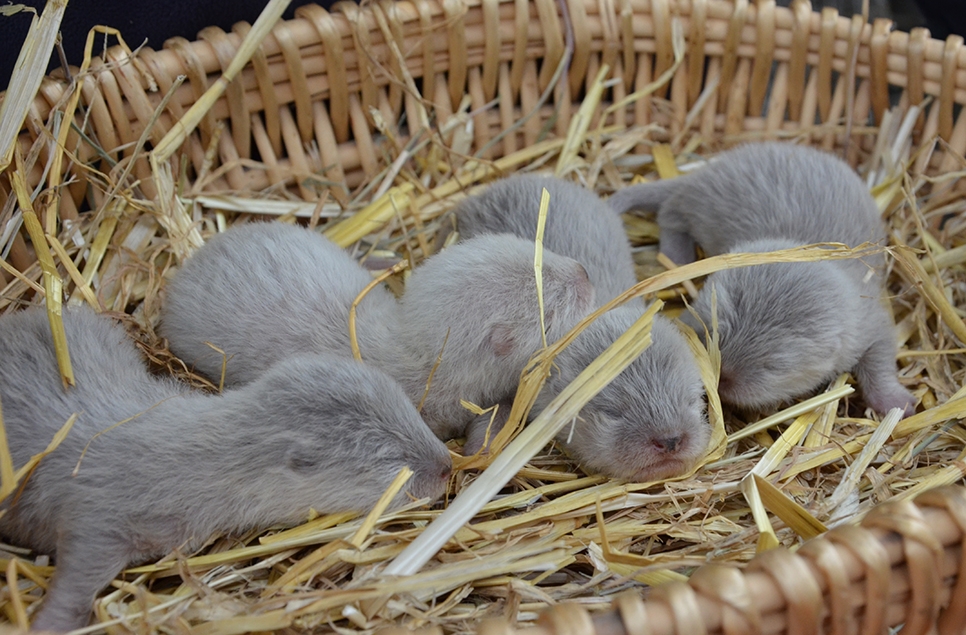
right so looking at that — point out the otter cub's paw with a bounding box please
[864,383,916,418]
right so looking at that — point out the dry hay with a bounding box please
[1,13,966,635]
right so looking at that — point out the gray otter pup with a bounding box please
[607,142,915,416]
[456,175,710,481]
[0,307,451,632]
[160,223,595,442]
[161,222,400,387]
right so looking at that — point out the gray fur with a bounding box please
[542,307,709,480]
[456,175,638,302]
[160,222,400,387]
[463,310,711,480]
[161,223,596,442]
[0,307,451,631]
[608,142,914,415]
[393,233,596,440]
[455,175,710,480]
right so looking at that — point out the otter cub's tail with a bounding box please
[607,178,681,214]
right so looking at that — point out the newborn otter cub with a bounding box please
[455,175,710,481]
[608,142,915,416]
[0,307,451,632]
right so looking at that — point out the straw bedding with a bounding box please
[1,0,966,632]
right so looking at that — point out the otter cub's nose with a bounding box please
[651,434,685,453]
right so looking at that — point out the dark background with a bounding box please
[0,0,326,88]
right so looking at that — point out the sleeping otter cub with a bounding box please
[608,142,915,416]
[455,175,710,481]
[0,307,451,631]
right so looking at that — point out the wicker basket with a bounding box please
[3,0,966,228]
[2,0,966,632]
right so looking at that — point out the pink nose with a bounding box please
[651,435,685,453]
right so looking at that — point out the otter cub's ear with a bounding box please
[572,262,595,308]
[286,440,322,474]
[487,323,517,357]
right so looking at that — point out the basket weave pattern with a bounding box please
[4,0,966,230]
[476,486,966,635]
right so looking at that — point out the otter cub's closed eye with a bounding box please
[455,174,710,481]
[608,142,915,416]
[541,307,709,481]
[0,307,450,632]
